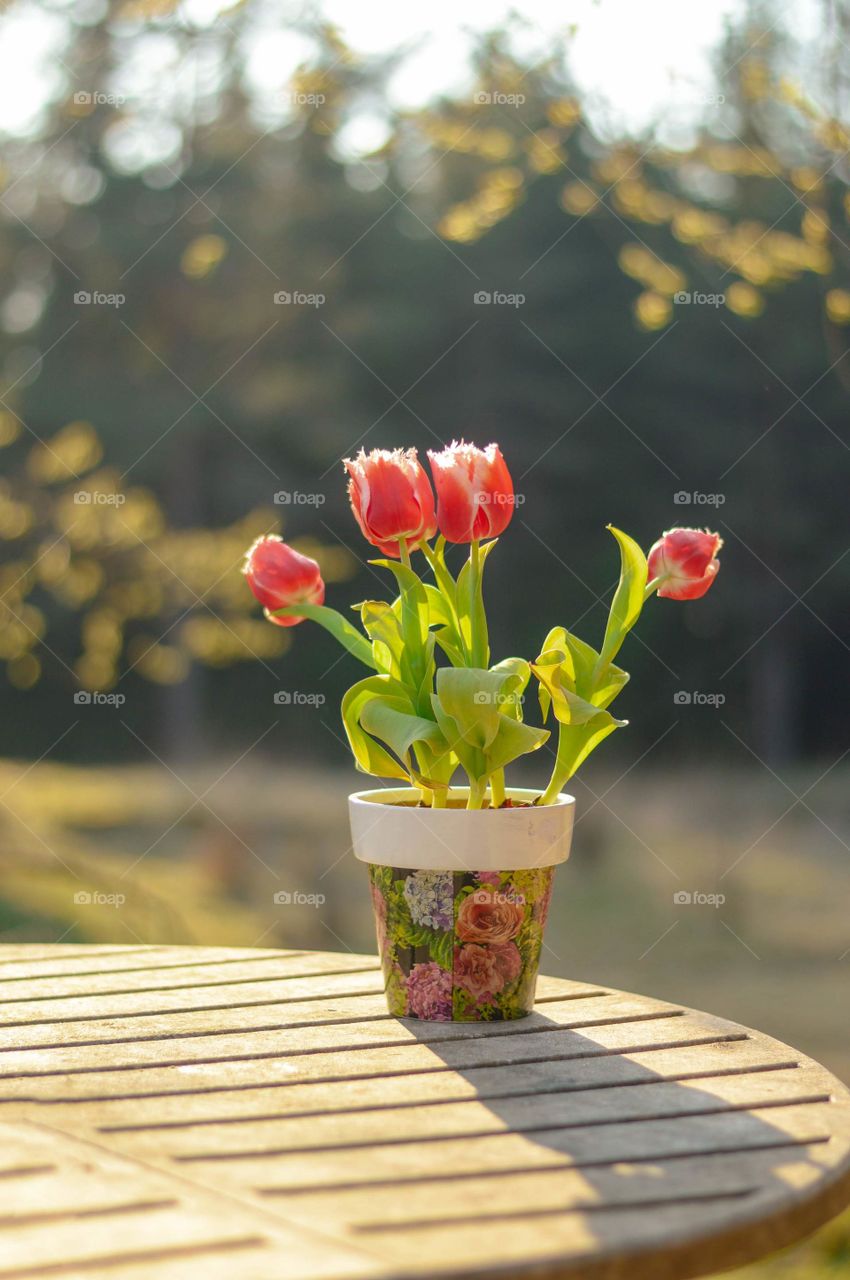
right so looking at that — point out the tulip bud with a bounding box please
[344,448,436,557]
[427,441,514,543]
[242,535,325,626]
[647,527,722,600]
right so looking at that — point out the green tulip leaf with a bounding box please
[360,699,446,761]
[532,657,627,729]
[430,691,484,781]
[593,661,630,710]
[424,584,454,629]
[341,675,412,781]
[353,600,404,678]
[456,538,497,661]
[432,626,466,668]
[433,666,508,751]
[550,716,624,790]
[485,715,550,774]
[370,560,429,648]
[489,657,531,721]
[371,558,430,690]
[597,525,647,674]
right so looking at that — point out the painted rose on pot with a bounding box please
[456,885,525,944]
[455,941,522,1002]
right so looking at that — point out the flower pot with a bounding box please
[349,787,575,1022]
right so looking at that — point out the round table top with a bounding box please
[0,943,848,1280]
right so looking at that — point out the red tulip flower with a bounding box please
[242,535,325,626]
[647,527,723,600]
[344,448,436,557]
[427,441,515,543]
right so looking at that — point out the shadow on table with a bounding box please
[373,1002,837,1275]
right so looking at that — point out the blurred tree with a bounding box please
[0,0,846,766]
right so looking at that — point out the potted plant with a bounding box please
[244,442,722,1022]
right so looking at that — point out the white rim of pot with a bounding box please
[348,786,575,872]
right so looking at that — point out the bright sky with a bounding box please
[0,0,824,149]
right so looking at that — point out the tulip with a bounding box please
[647,527,722,600]
[344,448,436,558]
[242,535,325,626]
[427,441,514,543]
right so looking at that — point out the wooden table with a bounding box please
[0,945,848,1280]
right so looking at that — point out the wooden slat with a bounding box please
[0,1016,751,1104]
[0,981,609,1050]
[0,969,388,1028]
[81,1055,801,1131]
[0,944,847,1280]
[165,1102,832,1181]
[0,952,378,1003]
[260,1148,806,1224]
[0,947,169,967]
[0,948,302,983]
[97,1067,829,1157]
[0,996,686,1076]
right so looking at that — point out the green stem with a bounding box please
[466,777,487,810]
[396,536,426,695]
[489,769,506,808]
[421,540,469,664]
[268,603,376,669]
[643,577,662,602]
[540,722,571,805]
[468,539,489,668]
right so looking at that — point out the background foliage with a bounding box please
[0,0,848,767]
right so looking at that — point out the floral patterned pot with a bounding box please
[349,787,575,1022]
